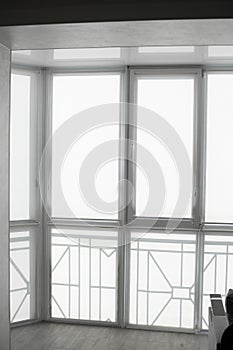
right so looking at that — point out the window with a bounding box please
[208,46,233,58]
[10,71,38,221]
[205,73,233,223]
[49,73,121,323]
[54,48,121,60]
[10,70,40,323]
[51,74,121,220]
[131,72,195,219]
[138,46,195,54]
[10,73,31,220]
[11,62,233,333]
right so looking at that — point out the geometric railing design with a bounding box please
[51,229,118,322]
[10,231,31,323]
[130,232,196,329]
[202,234,233,329]
[10,228,233,330]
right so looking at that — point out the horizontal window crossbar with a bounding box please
[10,220,40,227]
[49,218,120,228]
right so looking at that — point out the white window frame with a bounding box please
[10,66,43,326]
[127,68,203,231]
[42,68,128,327]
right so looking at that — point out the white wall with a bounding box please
[0,43,11,350]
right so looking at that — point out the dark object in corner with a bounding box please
[225,289,233,324]
[209,293,233,350]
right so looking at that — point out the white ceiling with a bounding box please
[2,19,233,51]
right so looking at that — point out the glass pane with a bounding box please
[51,74,120,219]
[10,74,31,220]
[51,229,118,322]
[202,234,233,329]
[135,77,194,218]
[129,232,196,328]
[138,46,195,54]
[10,230,37,323]
[54,48,121,60]
[208,46,233,57]
[205,74,233,223]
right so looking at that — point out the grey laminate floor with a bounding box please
[11,323,208,350]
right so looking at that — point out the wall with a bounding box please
[0,43,11,350]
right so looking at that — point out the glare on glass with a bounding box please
[205,74,233,223]
[135,77,194,218]
[10,74,31,220]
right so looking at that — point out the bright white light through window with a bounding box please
[205,74,233,223]
[138,46,195,54]
[135,77,194,218]
[208,46,233,57]
[10,74,31,220]
[54,48,121,60]
[52,74,120,219]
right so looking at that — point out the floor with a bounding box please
[11,323,208,350]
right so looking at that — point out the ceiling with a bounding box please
[2,19,233,51]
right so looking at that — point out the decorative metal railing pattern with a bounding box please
[51,229,118,322]
[10,231,31,322]
[130,232,196,329]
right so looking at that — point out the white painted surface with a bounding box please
[1,19,233,51]
[0,43,11,350]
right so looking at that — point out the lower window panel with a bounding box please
[129,231,196,329]
[10,227,233,330]
[10,229,37,323]
[51,228,118,322]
